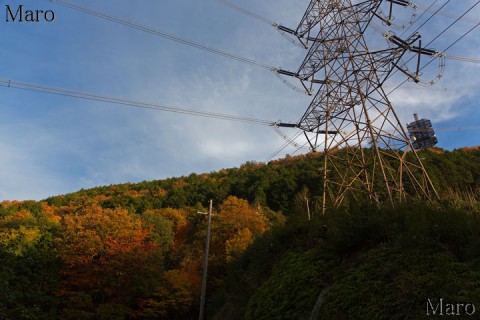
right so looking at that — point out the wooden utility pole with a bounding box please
[199,199,213,320]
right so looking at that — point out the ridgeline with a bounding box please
[1,147,480,319]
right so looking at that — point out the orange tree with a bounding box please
[55,205,164,319]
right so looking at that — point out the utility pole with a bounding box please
[199,199,213,320]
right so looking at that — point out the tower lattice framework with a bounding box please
[276,0,439,213]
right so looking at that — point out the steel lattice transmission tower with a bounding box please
[275,0,440,213]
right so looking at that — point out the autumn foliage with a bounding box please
[55,205,163,318]
[2,147,478,319]
[0,192,276,319]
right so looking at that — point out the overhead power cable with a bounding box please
[401,0,449,37]
[212,0,308,49]
[265,130,304,162]
[0,78,274,126]
[416,2,480,26]
[435,126,480,132]
[215,0,480,66]
[388,0,480,95]
[50,0,274,71]
[425,0,480,48]
[213,0,275,26]
[441,19,480,53]
[445,54,480,63]
[399,0,440,37]
[378,0,451,85]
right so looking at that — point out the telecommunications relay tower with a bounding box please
[273,0,440,213]
[407,113,438,150]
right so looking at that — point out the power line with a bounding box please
[265,129,303,162]
[436,126,480,132]
[445,54,480,63]
[416,2,480,26]
[388,1,480,95]
[213,0,480,68]
[50,0,274,71]
[401,0,449,37]
[216,0,480,71]
[265,123,480,162]
[423,2,479,68]
[212,0,308,49]
[0,78,275,126]
[216,0,480,65]
[425,0,480,48]
[442,20,480,53]
[50,0,311,95]
[414,19,480,80]
[0,76,301,162]
[400,0,440,37]
[377,0,450,86]
[213,0,275,26]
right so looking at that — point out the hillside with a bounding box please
[1,147,480,319]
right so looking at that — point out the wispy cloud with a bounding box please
[0,0,478,200]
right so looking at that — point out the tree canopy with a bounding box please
[1,147,479,319]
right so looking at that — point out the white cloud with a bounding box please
[0,0,479,200]
[0,127,73,200]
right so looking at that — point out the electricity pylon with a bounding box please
[275,0,440,213]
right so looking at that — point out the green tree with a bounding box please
[0,201,61,319]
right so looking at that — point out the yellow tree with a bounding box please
[225,228,253,262]
[212,196,268,265]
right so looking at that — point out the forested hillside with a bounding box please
[1,147,480,319]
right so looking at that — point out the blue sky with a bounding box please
[0,0,479,200]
